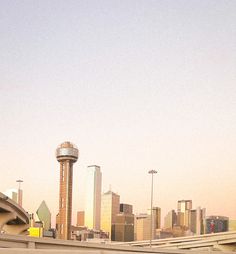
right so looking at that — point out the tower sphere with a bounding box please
[56,141,79,162]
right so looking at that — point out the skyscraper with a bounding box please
[120,203,133,214]
[164,210,177,229]
[177,200,192,228]
[56,141,79,240]
[134,214,151,241]
[177,200,192,212]
[84,165,102,230]
[153,207,161,229]
[101,190,120,239]
[190,207,206,235]
[36,201,51,231]
[112,203,134,242]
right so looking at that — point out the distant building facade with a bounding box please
[205,216,229,234]
[177,200,192,228]
[71,226,108,241]
[77,211,85,226]
[36,200,51,230]
[134,214,151,241]
[153,207,161,229]
[190,207,206,235]
[134,208,160,241]
[164,210,177,229]
[120,203,133,214]
[112,203,134,242]
[229,220,236,231]
[85,165,102,230]
[100,191,120,239]
[164,201,206,237]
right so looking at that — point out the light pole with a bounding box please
[148,170,157,247]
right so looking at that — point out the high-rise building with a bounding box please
[36,201,51,231]
[190,207,206,235]
[112,213,134,242]
[77,211,85,227]
[177,200,192,228]
[101,190,120,239]
[56,141,79,240]
[177,200,192,212]
[164,210,177,229]
[84,165,102,230]
[205,216,229,234]
[112,203,134,242]
[134,209,160,241]
[134,214,151,241]
[120,203,133,214]
[153,207,161,229]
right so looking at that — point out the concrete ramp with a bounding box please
[0,192,29,235]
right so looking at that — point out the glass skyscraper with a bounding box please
[36,200,51,231]
[84,165,102,230]
[101,190,120,239]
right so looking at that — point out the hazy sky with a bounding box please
[0,0,236,226]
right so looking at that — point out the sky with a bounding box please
[0,0,236,226]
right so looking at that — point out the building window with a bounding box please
[61,197,64,208]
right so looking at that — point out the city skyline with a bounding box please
[1,139,235,228]
[0,0,236,227]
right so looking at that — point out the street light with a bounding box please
[148,170,157,247]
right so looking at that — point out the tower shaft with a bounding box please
[58,160,73,240]
[56,141,79,240]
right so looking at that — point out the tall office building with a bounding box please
[120,203,133,214]
[153,207,161,229]
[36,201,51,231]
[84,165,102,230]
[164,210,177,229]
[177,200,192,228]
[101,190,120,239]
[112,213,134,242]
[177,200,192,212]
[56,141,79,240]
[134,214,151,241]
[112,203,134,242]
[190,207,206,235]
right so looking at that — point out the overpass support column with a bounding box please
[0,212,16,232]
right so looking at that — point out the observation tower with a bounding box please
[56,141,79,240]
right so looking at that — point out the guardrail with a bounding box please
[0,234,232,254]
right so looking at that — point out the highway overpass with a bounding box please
[0,233,236,254]
[0,192,29,235]
[112,231,236,251]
